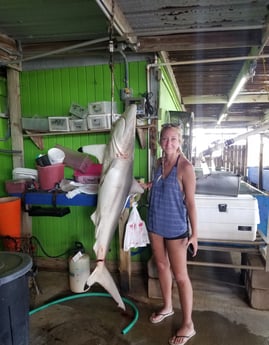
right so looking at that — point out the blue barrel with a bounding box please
[0,252,32,345]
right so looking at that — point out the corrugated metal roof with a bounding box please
[1,0,269,130]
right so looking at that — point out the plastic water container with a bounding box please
[37,163,64,190]
[69,243,90,293]
[0,251,32,345]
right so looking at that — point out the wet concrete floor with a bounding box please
[29,261,269,345]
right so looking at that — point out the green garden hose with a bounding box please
[29,292,139,335]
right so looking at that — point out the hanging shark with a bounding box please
[85,104,144,310]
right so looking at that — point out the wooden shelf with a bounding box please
[10,191,97,207]
[23,129,110,137]
[23,126,153,150]
[23,125,154,137]
[136,124,155,129]
[23,129,112,149]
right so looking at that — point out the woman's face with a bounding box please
[160,127,180,154]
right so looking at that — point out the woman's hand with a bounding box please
[139,181,152,190]
[187,236,198,257]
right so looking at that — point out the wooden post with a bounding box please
[7,67,24,168]
[118,208,131,293]
[7,67,31,236]
[259,134,264,190]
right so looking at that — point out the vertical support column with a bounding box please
[7,67,31,237]
[258,134,264,191]
[118,208,131,293]
[7,67,24,168]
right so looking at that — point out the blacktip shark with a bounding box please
[84,104,144,310]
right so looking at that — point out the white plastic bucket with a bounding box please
[48,148,65,164]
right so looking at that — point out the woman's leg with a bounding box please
[149,232,174,318]
[166,238,195,338]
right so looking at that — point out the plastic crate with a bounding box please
[88,101,117,115]
[22,117,49,132]
[87,114,111,130]
[69,118,88,131]
[48,117,70,131]
[69,103,88,118]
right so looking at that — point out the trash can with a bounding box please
[0,251,32,345]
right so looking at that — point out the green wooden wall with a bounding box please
[20,61,149,262]
[0,59,182,264]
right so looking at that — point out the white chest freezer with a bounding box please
[194,194,260,241]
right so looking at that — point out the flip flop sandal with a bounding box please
[168,330,196,345]
[149,310,174,324]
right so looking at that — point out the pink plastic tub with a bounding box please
[37,163,64,190]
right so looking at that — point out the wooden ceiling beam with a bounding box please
[137,30,262,52]
[183,93,269,105]
[96,0,137,45]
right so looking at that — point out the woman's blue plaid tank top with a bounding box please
[147,156,188,238]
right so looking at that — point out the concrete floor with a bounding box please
[29,259,269,345]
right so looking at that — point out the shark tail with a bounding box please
[85,263,126,310]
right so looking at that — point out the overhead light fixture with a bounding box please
[217,113,227,125]
[218,75,248,125]
[227,75,247,109]
[217,58,256,126]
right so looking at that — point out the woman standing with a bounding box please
[146,124,198,345]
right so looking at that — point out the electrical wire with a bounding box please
[29,292,139,335]
[31,236,72,258]
[141,91,154,117]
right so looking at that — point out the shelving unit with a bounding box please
[192,232,268,271]
[10,190,132,291]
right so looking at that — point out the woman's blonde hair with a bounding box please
[159,124,183,176]
[159,123,183,147]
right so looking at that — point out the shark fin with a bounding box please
[85,263,126,310]
[78,144,106,163]
[120,178,144,211]
[130,178,144,194]
[91,211,97,225]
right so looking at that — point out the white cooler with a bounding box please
[195,194,260,241]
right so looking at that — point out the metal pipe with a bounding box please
[118,49,129,89]
[8,37,109,64]
[147,53,269,68]
[224,122,269,146]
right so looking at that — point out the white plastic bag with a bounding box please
[123,203,150,251]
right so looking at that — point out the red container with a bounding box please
[74,163,102,184]
[37,163,64,190]
[5,179,27,194]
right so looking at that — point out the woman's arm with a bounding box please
[138,157,161,191]
[181,160,198,256]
